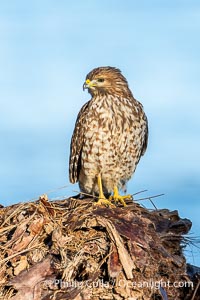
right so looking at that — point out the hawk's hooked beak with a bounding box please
[83,79,96,91]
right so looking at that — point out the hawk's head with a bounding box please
[83,66,133,98]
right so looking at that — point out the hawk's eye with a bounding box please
[97,78,104,82]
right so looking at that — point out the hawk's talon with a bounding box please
[109,186,132,207]
[94,174,115,207]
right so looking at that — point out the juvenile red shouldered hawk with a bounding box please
[69,66,148,206]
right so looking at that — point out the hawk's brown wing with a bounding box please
[69,101,89,183]
[141,114,148,156]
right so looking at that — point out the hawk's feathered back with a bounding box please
[69,66,148,195]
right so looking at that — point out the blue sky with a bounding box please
[0,1,200,266]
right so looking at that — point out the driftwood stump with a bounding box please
[0,195,199,299]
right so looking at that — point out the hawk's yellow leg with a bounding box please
[94,174,115,207]
[109,186,131,207]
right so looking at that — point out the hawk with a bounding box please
[69,66,148,206]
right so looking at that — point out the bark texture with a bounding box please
[0,195,199,300]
